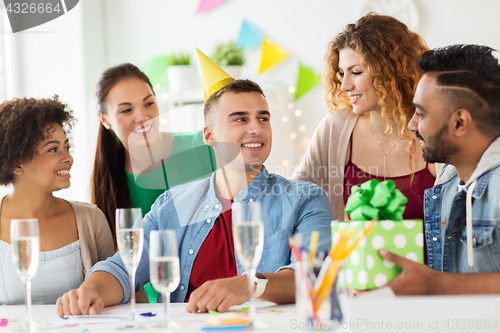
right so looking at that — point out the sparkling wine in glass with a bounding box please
[116,208,144,321]
[149,230,181,328]
[11,218,40,332]
[232,201,264,323]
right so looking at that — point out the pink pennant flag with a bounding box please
[196,0,229,13]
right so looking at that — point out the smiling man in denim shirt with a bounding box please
[56,76,333,316]
[379,44,500,295]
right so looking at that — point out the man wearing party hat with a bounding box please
[56,50,333,315]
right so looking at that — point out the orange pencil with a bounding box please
[313,229,354,297]
[314,260,342,307]
[313,224,375,308]
[340,223,375,260]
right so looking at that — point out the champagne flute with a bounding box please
[116,208,144,321]
[232,201,264,323]
[149,230,181,328]
[11,218,40,332]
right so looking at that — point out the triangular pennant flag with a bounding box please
[141,55,171,91]
[237,19,263,49]
[295,63,321,100]
[196,0,229,13]
[259,38,289,74]
[195,48,235,101]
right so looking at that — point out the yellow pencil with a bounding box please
[309,231,320,266]
[314,260,342,307]
[313,223,375,308]
[332,228,355,260]
[339,223,375,260]
[313,228,353,297]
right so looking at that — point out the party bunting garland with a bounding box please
[143,15,321,99]
[345,179,408,221]
[259,37,289,74]
[295,62,321,100]
[196,0,229,14]
[236,20,319,97]
[140,55,171,91]
[236,19,263,49]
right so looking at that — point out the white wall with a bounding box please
[98,0,500,178]
[2,0,500,201]
[0,3,92,201]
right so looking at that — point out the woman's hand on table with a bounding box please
[56,286,105,316]
[56,271,123,316]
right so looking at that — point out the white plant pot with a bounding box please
[221,65,242,79]
[167,65,198,92]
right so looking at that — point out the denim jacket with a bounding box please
[425,137,500,273]
[90,166,333,303]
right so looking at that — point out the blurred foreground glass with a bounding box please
[232,201,264,326]
[116,208,143,322]
[149,230,181,328]
[11,218,40,332]
[295,259,343,330]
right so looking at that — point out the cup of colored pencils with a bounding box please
[291,224,374,329]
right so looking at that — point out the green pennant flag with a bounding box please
[141,55,171,91]
[295,62,321,100]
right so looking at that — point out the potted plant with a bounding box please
[211,41,245,78]
[167,52,198,92]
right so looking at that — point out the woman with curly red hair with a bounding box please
[0,96,114,305]
[292,13,436,221]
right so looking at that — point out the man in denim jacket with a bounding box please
[56,79,333,315]
[380,44,500,295]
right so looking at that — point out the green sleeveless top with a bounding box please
[125,131,216,217]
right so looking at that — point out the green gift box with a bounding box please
[331,220,424,290]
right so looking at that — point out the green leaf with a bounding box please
[211,41,245,66]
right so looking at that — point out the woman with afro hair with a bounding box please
[0,96,114,305]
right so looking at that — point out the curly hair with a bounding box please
[325,13,429,143]
[0,95,75,185]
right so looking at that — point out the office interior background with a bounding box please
[0,0,499,202]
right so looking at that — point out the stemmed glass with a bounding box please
[149,230,181,328]
[116,208,144,322]
[232,201,264,324]
[11,218,40,332]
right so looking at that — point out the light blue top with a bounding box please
[424,136,500,272]
[90,166,333,303]
[0,240,84,305]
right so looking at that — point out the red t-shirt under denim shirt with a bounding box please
[185,196,237,301]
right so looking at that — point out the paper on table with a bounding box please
[100,306,186,318]
[356,286,397,299]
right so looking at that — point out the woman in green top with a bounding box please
[91,63,215,302]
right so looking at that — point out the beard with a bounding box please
[417,124,460,164]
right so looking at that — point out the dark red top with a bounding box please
[344,135,434,264]
[344,135,436,220]
[185,196,237,301]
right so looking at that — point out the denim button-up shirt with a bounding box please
[90,166,333,303]
[425,166,500,273]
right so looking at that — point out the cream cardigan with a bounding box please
[291,108,358,220]
[68,201,114,276]
[1,199,114,276]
